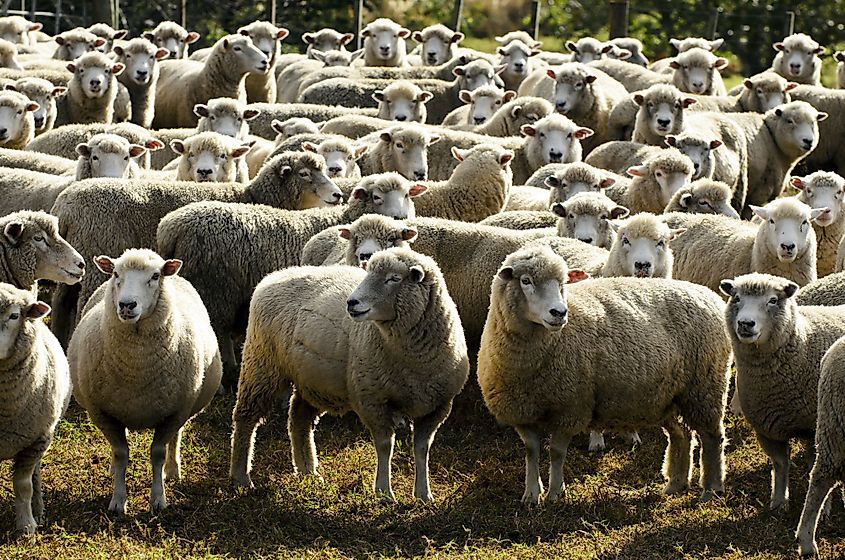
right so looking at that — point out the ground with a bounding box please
[1,379,844,559]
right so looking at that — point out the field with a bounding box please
[1,378,844,559]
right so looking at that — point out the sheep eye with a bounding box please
[657,240,665,248]
[16,110,21,115]
[151,273,160,281]
[520,277,532,285]
[802,219,809,225]
[373,195,382,202]
[395,142,404,149]
[34,235,44,242]
[124,156,129,161]
[769,218,775,224]
[622,237,630,245]
[92,156,98,161]
[539,132,545,138]
[210,115,216,120]
[600,214,608,220]
[568,213,575,219]
[234,46,242,51]
[8,313,19,320]
[113,272,119,278]
[768,296,778,305]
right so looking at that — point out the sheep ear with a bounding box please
[451,32,464,43]
[372,90,385,102]
[354,144,368,158]
[145,138,164,150]
[668,60,680,70]
[714,57,729,70]
[679,193,693,208]
[499,151,514,165]
[789,176,805,190]
[813,46,826,56]
[411,31,423,43]
[3,221,23,244]
[817,112,829,122]
[2,85,15,92]
[113,45,124,57]
[277,165,292,177]
[428,134,440,145]
[401,227,418,241]
[51,86,68,97]
[398,28,411,39]
[510,104,523,118]
[750,205,768,220]
[94,38,107,48]
[113,30,128,40]
[836,52,845,63]
[270,119,286,134]
[783,282,799,298]
[775,108,783,117]
[611,206,629,219]
[616,49,632,60]
[773,42,785,52]
[599,177,615,189]
[585,74,598,84]
[222,38,230,49]
[718,279,735,296]
[452,65,465,77]
[25,301,50,320]
[302,32,315,44]
[170,139,185,154]
[810,207,830,222]
[565,41,578,53]
[709,139,722,150]
[28,22,42,32]
[94,255,115,274]
[142,32,155,41]
[161,259,182,277]
[379,132,392,143]
[243,109,260,120]
[409,264,425,283]
[302,142,318,153]
[458,90,472,104]
[567,270,590,284]
[574,128,594,139]
[497,266,513,281]
[128,145,147,158]
[665,135,677,147]
[551,202,565,217]
[600,43,614,54]
[784,82,799,92]
[338,227,352,240]
[667,228,686,241]
[111,63,124,75]
[669,38,682,50]
[186,32,201,44]
[66,62,76,73]
[710,38,724,50]
[502,90,517,102]
[75,143,91,157]
[682,98,696,108]
[451,146,466,161]
[495,64,507,75]
[626,165,648,178]
[496,46,505,56]
[544,176,560,188]
[743,79,754,89]
[520,124,536,137]
[417,91,434,104]
[154,48,170,60]
[530,48,542,57]
[408,184,428,197]
[276,28,290,40]
[546,68,557,80]
[230,144,252,158]
[54,36,66,46]
[25,102,38,112]
[633,94,645,106]
[340,33,354,45]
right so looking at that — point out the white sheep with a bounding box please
[358,124,440,181]
[303,28,354,58]
[113,38,170,128]
[55,51,125,126]
[303,137,367,179]
[7,77,66,135]
[0,282,70,534]
[835,51,845,89]
[361,18,410,67]
[668,47,728,95]
[442,85,516,126]
[771,33,823,85]
[52,27,106,61]
[0,16,42,47]
[412,24,463,66]
[552,191,629,248]
[790,172,845,278]
[231,247,468,501]
[650,38,724,72]
[496,39,542,90]
[142,21,200,59]
[195,96,259,139]
[0,38,21,70]
[0,88,37,148]
[604,148,694,214]
[169,132,252,183]
[237,21,289,103]
[75,133,146,179]
[663,178,740,218]
[68,248,221,514]
[608,37,649,66]
[373,80,432,122]
[478,245,730,504]
[87,22,127,53]
[630,84,696,145]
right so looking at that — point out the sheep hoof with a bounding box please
[232,475,254,490]
[588,432,606,453]
[663,481,688,496]
[15,518,36,536]
[546,488,566,504]
[376,488,395,503]
[699,489,719,503]
[107,497,127,515]
[797,541,819,557]
[521,490,542,506]
[414,491,434,503]
[770,497,789,511]
[151,497,168,513]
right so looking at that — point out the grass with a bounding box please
[1,377,844,559]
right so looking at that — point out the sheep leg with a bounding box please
[150,421,183,513]
[229,371,283,489]
[165,428,183,482]
[31,461,43,524]
[370,424,396,502]
[588,431,606,453]
[92,411,130,515]
[12,437,48,535]
[547,429,572,504]
[757,433,791,510]
[662,418,693,495]
[288,391,322,477]
[411,403,452,502]
[219,334,239,392]
[796,472,837,557]
[697,428,726,501]
[515,425,544,505]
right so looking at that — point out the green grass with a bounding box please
[1,378,844,559]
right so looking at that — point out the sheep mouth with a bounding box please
[348,308,370,319]
[132,75,151,85]
[633,270,653,278]
[815,217,834,227]
[541,318,566,331]
[322,197,343,206]
[61,268,84,280]
[789,68,802,77]
[777,250,797,262]
[118,312,139,322]
[735,329,760,343]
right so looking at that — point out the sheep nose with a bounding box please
[394,115,407,122]
[556,101,567,111]
[548,307,567,319]
[548,150,562,162]
[89,79,101,87]
[380,46,390,54]
[136,70,148,77]
[328,166,342,175]
[790,63,801,70]
[413,170,426,180]
[692,81,704,89]
[118,300,137,311]
[657,118,670,127]
[197,168,213,177]
[76,260,85,270]
[332,192,342,200]
[33,116,44,126]
[346,298,359,308]
[802,138,813,150]
[781,243,796,252]
[693,162,700,170]
[634,261,651,271]
[169,50,177,58]
[473,116,486,124]
[0,128,7,137]
[359,253,373,262]
[738,319,756,329]
[578,237,593,244]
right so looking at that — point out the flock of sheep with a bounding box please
[3,11,845,556]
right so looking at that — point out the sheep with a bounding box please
[665,198,825,292]
[496,39,542,90]
[412,24,463,66]
[442,85,515,126]
[478,244,730,504]
[68,248,221,514]
[52,27,106,61]
[629,85,696,146]
[650,38,724,73]
[588,58,672,92]
[0,89,37,148]
[510,112,594,181]
[305,214,418,268]
[358,124,440,180]
[168,131,252,183]
[796,333,845,556]
[0,16,42,47]
[310,48,363,69]
[668,47,728,96]
[156,172,424,387]
[113,38,170,128]
[270,117,321,139]
[721,273,845,511]
[505,185,554,212]
[87,23,127,53]
[142,21,200,59]
[231,246,467,501]
[604,148,694,214]
[525,161,619,194]
[361,18,409,67]
[608,37,649,67]
[54,51,124,126]
[302,137,367,179]
[153,35,268,129]
[7,77,66,135]
[702,71,797,113]
[0,68,70,89]
[242,117,320,177]
[0,210,85,292]
[234,21,289,103]
[495,31,541,49]
[246,103,377,139]
[194,97,259,139]
[565,37,614,64]
[789,86,845,176]
[0,146,75,175]
[586,136,718,184]
[457,96,553,137]
[75,133,146,180]
[788,172,845,278]
[476,210,559,231]
[0,38,21,70]
[771,33,823,86]
[373,80,431,122]
[303,28,354,58]
[663,178,740,218]
[551,191,628,248]
[0,282,70,535]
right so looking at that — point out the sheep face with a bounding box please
[566,38,608,64]
[171,135,250,183]
[67,54,123,99]
[303,141,366,179]
[670,49,727,95]
[636,92,692,138]
[653,166,692,205]
[94,253,181,324]
[610,221,681,278]
[0,17,36,46]
[88,23,127,53]
[114,40,169,86]
[497,41,536,79]
[56,31,104,61]
[721,275,798,345]
[666,135,718,180]
[143,23,200,59]
[223,35,269,75]
[0,92,36,145]
[673,183,739,218]
[773,34,822,79]
[362,19,409,62]
[743,75,795,112]
[285,158,343,208]
[770,102,826,155]
[546,171,614,203]
[76,136,146,178]
[522,115,592,165]
[374,84,430,123]
[340,220,417,268]
[303,29,354,54]
[312,49,360,67]
[196,101,258,139]
[13,79,66,132]
[752,202,824,262]
[792,172,845,228]
[346,251,420,321]
[239,23,288,61]
[549,67,597,115]
[467,89,512,125]
[351,173,423,220]
[0,285,49,360]
[553,194,628,247]
[2,214,85,285]
[454,60,499,91]
[496,258,571,331]
[413,26,461,66]
[379,128,438,181]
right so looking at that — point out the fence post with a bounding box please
[354,0,363,49]
[609,0,629,39]
[451,0,464,33]
[530,0,541,40]
[180,0,187,29]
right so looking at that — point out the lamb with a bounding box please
[0,89,37,148]
[155,172,424,387]
[0,210,85,292]
[442,85,515,126]
[721,273,845,511]
[788,172,845,278]
[52,27,106,61]
[361,18,410,67]
[478,244,730,504]
[663,179,740,218]
[412,24,464,66]
[374,80,431,122]
[604,148,694,214]
[0,282,70,534]
[796,333,845,556]
[153,35,268,129]
[525,161,619,196]
[68,248,221,514]
[75,133,145,180]
[302,137,367,179]
[230,246,467,501]
[0,16,42,47]
[0,38,21,70]
[665,198,825,292]
[86,23,127,53]
[770,33,823,86]
[358,124,440,180]
[235,22,289,103]
[142,21,200,59]
[510,113,594,182]
[586,135,718,184]
[7,77,67,135]
[113,38,170,127]
[496,39,542,90]
[169,131,252,183]
[668,47,728,96]
[54,51,125,126]
[0,146,75,175]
